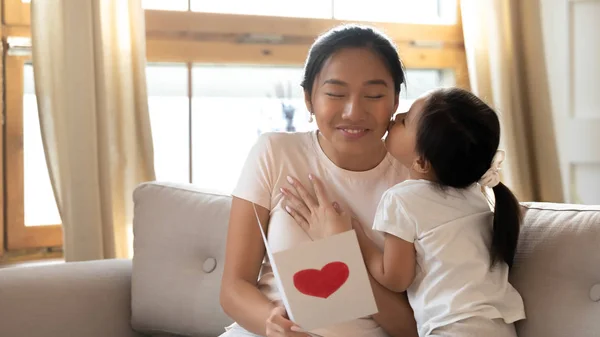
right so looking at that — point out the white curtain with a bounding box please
[30,0,155,261]
[461,0,563,202]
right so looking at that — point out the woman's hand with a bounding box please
[281,174,352,240]
[265,306,310,337]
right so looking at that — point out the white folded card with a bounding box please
[253,204,378,333]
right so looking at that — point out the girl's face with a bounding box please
[306,47,399,163]
[385,93,429,170]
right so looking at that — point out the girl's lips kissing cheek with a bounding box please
[338,127,369,139]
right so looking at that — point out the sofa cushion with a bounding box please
[131,182,233,337]
[510,202,600,337]
[0,259,146,337]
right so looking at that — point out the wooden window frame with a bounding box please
[1,0,468,254]
[0,2,3,258]
[5,55,63,251]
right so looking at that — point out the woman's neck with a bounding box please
[317,132,387,171]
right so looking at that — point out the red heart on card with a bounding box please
[293,261,350,299]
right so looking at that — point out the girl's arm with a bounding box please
[282,175,418,337]
[354,222,416,293]
[368,271,418,337]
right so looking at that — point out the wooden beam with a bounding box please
[144,10,465,45]
[5,55,62,251]
[2,24,29,37]
[3,10,465,46]
[147,38,309,65]
[147,38,466,69]
[3,0,30,26]
[396,42,468,69]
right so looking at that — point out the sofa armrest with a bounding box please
[0,259,146,337]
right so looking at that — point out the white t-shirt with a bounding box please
[232,130,408,337]
[372,179,526,337]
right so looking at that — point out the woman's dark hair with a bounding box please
[416,87,522,268]
[301,24,405,98]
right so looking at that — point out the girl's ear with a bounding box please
[412,156,431,174]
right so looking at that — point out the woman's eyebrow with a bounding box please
[322,79,389,87]
[322,79,347,86]
[364,79,388,87]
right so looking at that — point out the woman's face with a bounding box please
[306,48,399,158]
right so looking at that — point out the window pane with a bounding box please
[23,64,61,226]
[190,65,454,193]
[399,69,455,111]
[191,0,332,19]
[147,63,190,183]
[191,65,315,193]
[142,0,188,11]
[333,0,457,24]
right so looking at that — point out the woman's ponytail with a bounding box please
[490,182,522,268]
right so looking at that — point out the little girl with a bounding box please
[284,87,526,337]
[355,87,526,336]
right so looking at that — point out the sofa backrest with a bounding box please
[131,182,233,337]
[131,182,600,337]
[510,202,600,337]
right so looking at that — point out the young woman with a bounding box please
[219,25,418,337]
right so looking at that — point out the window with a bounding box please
[187,0,457,23]
[22,63,61,227]
[191,64,314,192]
[142,0,188,11]
[2,1,468,254]
[146,64,454,191]
[147,63,191,183]
[190,0,331,19]
[5,56,62,251]
[400,69,456,110]
[333,0,457,24]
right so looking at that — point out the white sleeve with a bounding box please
[372,191,416,243]
[231,133,275,210]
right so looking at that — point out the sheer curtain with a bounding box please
[30,0,155,260]
[461,0,563,202]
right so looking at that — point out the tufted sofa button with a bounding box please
[203,257,217,273]
[590,284,600,302]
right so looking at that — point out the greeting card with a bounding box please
[253,204,378,332]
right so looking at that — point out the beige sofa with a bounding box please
[0,181,599,337]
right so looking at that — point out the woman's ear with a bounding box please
[304,90,312,113]
[412,156,431,174]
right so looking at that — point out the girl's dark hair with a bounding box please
[416,88,522,268]
[301,24,405,98]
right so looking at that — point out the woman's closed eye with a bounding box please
[365,94,385,99]
[325,92,345,98]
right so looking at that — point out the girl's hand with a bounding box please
[281,174,353,240]
[265,306,310,337]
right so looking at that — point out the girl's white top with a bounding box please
[373,180,526,337]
